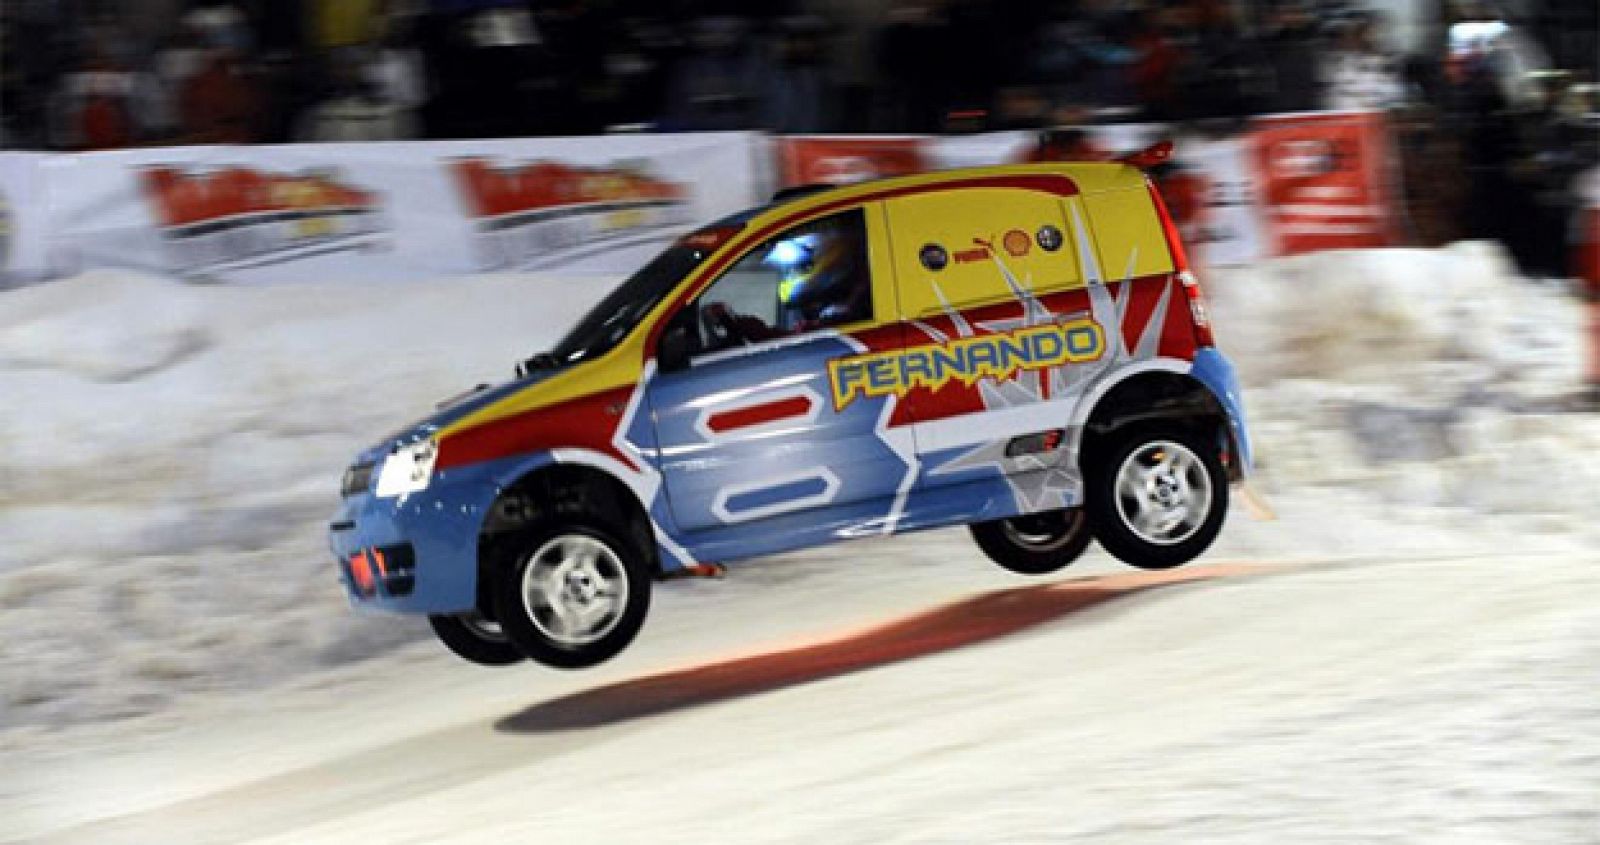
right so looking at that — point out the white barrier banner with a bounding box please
[41,132,763,283]
[0,153,52,283]
[1180,135,1269,267]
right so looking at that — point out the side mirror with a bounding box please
[658,322,693,373]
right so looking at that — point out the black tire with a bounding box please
[1085,426,1227,570]
[969,508,1093,575]
[428,612,527,666]
[491,519,651,670]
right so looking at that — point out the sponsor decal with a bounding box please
[828,317,1106,410]
[953,245,988,264]
[1036,224,1063,252]
[140,165,386,272]
[451,157,690,269]
[1001,229,1031,257]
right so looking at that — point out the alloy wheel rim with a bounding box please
[1000,510,1084,552]
[1113,440,1212,546]
[520,534,629,647]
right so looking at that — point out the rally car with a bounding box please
[330,152,1252,669]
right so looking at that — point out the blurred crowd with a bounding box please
[0,0,1596,275]
[0,0,1592,145]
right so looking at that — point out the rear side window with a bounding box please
[1080,189,1176,281]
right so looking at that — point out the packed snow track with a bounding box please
[8,543,1599,843]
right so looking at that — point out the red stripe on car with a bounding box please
[436,386,638,472]
[707,395,814,433]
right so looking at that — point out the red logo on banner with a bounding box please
[449,158,690,269]
[451,159,685,220]
[140,166,386,272]
[143,166,377,228]
[777,137,930,187]
[1251,111,1399,255]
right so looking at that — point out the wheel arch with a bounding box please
[475,457,662,617]
[1074,366,1243,481]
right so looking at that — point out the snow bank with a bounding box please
[0,271,607,566]
[1209,241,1600,522]
[1214,242,1523,385]
[0,243,1595,732]
[0,271,609,729]
[0,272,209,382]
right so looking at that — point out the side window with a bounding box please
[693,209,872,354]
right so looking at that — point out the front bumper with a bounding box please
[328,457,511,614]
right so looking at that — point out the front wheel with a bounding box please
[491,520,651,669]
[969,508,1093,575]
[428,612,526,666]
[1085,427,1227,570]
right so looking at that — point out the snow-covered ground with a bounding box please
[0,271,606,728]
[2,243,1597,842]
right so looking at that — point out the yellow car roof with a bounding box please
[751,161,1151,231]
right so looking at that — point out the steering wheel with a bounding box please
[701,302,742,348]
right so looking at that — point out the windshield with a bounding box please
[542,243,712,366]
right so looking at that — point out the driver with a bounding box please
[776,224,869,332]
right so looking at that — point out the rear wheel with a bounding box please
[1085,427,1227,570]
[492,519,651,669]
[969,507,1093,575]
[428,612,526,666]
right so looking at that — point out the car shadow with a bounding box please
[495,563,1257,734]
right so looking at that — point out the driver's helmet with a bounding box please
[765,225,864,327]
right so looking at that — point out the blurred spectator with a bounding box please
[183,0,253,55]
[1261,1,1323,113]
[593,16,677,130]
[49,25,162,150]
[177,38,264,143]
[1444,13,1556,116]
[1029,13,1099,117]
[151,17,210,137]
[1129,9,1181,119]
[295,46,417,142]
[1323,12,1404,111]
[1189,4,1274,120]
[416,2,545,139]
[370,12,428,115]
[874,1,951,133]
[664,16,763,131]
[311,0,382,50]
[761,16,831,133]
[1079,8,1141,111]
[1,1,67,148]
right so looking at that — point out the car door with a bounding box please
[881,184,1101,514]
[645,206,915,552]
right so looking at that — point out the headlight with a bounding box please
[375,439,438,498]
